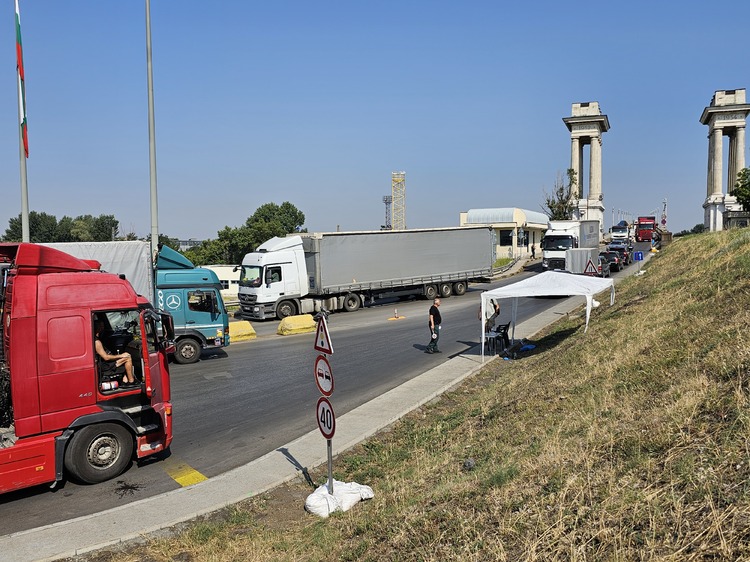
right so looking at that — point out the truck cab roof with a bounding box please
[0,243,94,274]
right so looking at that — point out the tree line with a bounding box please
[182,202,305,265]
[2,201,306,265]
[3,212,127,244]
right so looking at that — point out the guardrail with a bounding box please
[492,257,520,277]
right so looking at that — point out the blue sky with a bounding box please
[1,1,748,240]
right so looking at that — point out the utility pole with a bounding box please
[381,195,392,230]
[145,0,160,260]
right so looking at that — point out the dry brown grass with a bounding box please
[68,229,750,562]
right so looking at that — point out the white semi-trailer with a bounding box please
[238,227,496,320]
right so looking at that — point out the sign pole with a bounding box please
[327,439,333,494]
[634,250,644,273]
[313,312,336,495]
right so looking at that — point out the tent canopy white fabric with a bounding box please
[480,271,615,361]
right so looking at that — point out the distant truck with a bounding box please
[237,227,495,320]
[0,243,175,494]
[541,220,600,271]
[43,241,229,364]
[610,221,630,242]
[635,216,657,242]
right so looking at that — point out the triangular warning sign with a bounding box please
[314,316,334,354]
[583,258,598,275]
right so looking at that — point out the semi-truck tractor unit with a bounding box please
[0,243,175,495]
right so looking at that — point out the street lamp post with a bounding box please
[145,0,159,260]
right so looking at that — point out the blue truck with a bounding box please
[44,241,230,364]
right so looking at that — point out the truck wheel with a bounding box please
[276,300,297,319]
[64,423,133,484]
[439,283,452,298]
[424,284,438,300]
[174,338,201,364]
[452,281,467,296]
[343,293,361,312]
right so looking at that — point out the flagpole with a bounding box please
[16,79,29,243]
[145,0,159,260]
[15,0,29,242]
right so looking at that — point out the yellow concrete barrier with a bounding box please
[277,314,316,335]
[230,320,256,342]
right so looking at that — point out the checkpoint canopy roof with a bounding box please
[480,271,615,360]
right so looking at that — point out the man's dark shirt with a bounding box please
[429,305,441,326]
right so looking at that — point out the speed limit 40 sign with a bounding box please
[316,396,336,439]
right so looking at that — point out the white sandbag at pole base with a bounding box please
[305,480,374,518]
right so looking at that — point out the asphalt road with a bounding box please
[0,258,640,534]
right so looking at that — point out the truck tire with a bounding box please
[276,300,297,319]
[452,281,467,296]
[439,283,452,298]
[424,284,438,300]
[64,423,134,484]
[174,338,201,364]
[343,293,361,312]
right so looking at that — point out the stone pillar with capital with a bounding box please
[563,102,609,238]
[700,89,750,231]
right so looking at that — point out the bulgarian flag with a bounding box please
[15,0,28,158]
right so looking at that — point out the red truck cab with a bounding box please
[0,243,175,494]
[635,216,657,242]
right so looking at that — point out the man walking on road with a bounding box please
[425,298,442,354]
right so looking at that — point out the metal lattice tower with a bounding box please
[391,171,406,230]
[381,195,393,230]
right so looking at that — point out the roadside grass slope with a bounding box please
[78,229,750,562]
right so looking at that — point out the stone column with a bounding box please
[579,148,585,197]
[706,132,714,197]
[590,135,602,200]
[729,126,746,194]
[737,125,746,171]
[727,131,737,194]
[712,127,723,196]
[570,137,580,198]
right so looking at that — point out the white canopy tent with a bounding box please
[480,271,615,362]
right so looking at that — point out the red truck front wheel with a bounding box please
[64,423,134,484]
